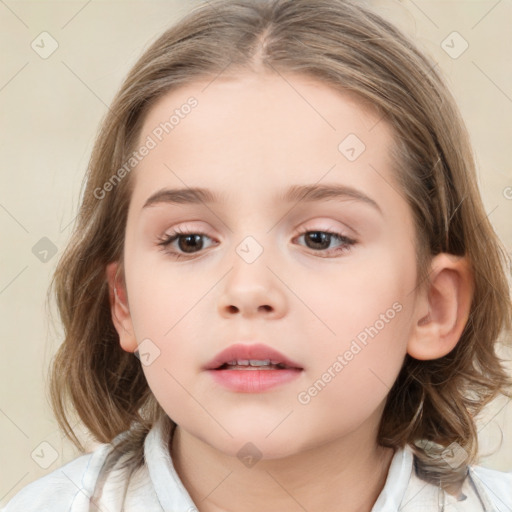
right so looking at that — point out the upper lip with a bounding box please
[203,343,303,370]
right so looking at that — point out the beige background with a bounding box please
[1,0,511,506]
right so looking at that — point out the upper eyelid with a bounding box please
[146,204,368,237]
[162,225,354,238]
[161,217,356,234]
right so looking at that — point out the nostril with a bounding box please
[225,305,272,313]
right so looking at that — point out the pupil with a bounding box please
[179,234,203,253]
[307,232,330,250]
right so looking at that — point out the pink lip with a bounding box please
[203,343,303,371]
[203,343,303,393]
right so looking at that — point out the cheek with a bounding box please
[300,245,416,354]
[292,301,411,445]
[123,250,208,391]
[127,280,206,423]
[293,244,416,408]
[125,244,209,341]
[128,282,206,375]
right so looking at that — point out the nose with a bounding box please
[217,256,288,320]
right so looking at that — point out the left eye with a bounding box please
[294,230,356,257]
[156,229,356,259]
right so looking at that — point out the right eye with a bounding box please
[156,228,217,259]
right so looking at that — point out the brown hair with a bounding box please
[48,0,512,490]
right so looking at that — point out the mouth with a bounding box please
[204,343,303,392]
[215,359,295,370]
[203,343,303,371]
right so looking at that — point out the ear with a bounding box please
[407,253,474,360]
[106,261,138,353]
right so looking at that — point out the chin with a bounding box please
[170,402,320,460]
[218,434,302,461]
[198,418,313,462]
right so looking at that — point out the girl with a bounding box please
[3,0,511,510]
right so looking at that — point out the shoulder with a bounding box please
[1,443,112,512]
[398,451,512,511]
[469,464,512,510]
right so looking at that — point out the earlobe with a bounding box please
[407,254,473,361]
[106,261,138,353]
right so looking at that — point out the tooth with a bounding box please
[249,359,271,366]
[237,359,249,365]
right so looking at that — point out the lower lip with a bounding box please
[207,368,302,392]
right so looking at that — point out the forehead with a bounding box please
[129,72,398,211]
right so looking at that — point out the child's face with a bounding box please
[118,72,422,458]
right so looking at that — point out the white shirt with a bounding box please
[2,415,511,511]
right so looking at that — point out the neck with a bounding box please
[170,421,395,512]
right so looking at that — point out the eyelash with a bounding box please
[156,226,356,260]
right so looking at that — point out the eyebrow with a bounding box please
[142,183,382,215]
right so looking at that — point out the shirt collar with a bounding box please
[370,445,414,511]
[145,415,414,512]
[145,415,197,511]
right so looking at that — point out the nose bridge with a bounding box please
[217,230,287,318]
[229,210,277,268]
